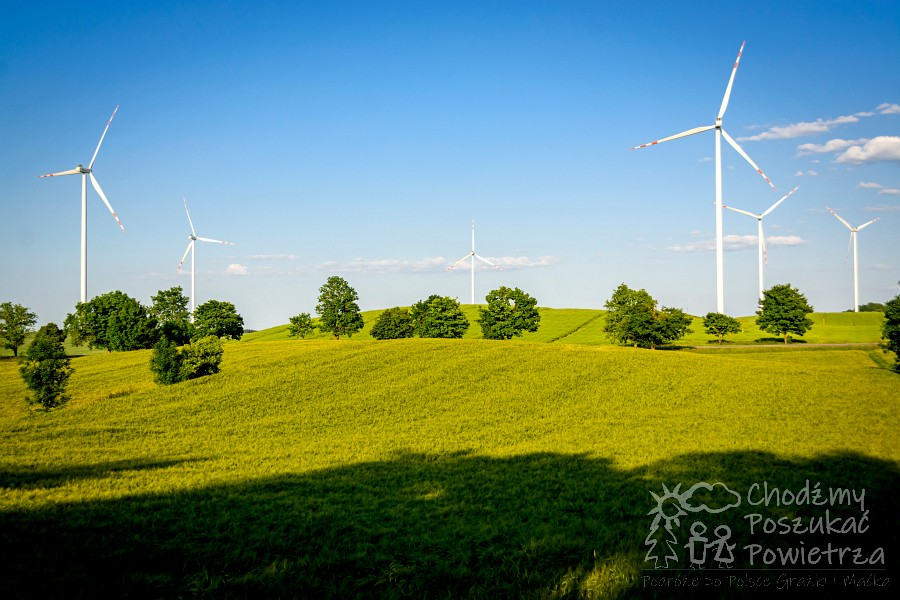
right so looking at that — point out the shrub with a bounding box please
[19,323,73,410]
[883,292,900,372]
[371,307,414,340]
[180,335,224,380]
[150,338,184,385]
[288,312,315,338]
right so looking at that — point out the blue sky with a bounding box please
[2,0,898,329]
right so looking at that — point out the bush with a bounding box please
[883,292,900,372]
[411,295,469,339]
[371,307,414,340]
[19,323,73,410]
[180,336,224,380]
[288,312,315,338]
[150,338,184,385]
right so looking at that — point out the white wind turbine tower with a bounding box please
[446,220,501,304]
[630,41,777,314]
[724,186,800,301]
[827,208,879,313]
[39,105,126,303]
[177,198,235,319]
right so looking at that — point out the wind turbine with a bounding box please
[177,198,235,319]
[724,186,800,301]
[446,220,500,304]
[39,105,125,303]
[826,208,879,313]
[630,41,777,314]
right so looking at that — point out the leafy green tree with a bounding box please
[193,300,244,340]
[603,283,693,349]
[0,302,38,357]
[64,291,157,351]
[478,286,541,340]
[756,283,814,345]
[150,338,184,385]
[19,323,73,410]
[858,302,886,313]
[703,312,742,344]
[883,291,900,372]
[151,287,193,344]
[35,323,67,345]
[180,335,224,379]
[370,307,414,340]
[410,295,469,339]
[288,312,315,338]
[315,276,364,339]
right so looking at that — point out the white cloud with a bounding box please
[317,255,561,273]
[248,254,301,261]
[739,115,859,141]
[835,136,900,164]
[794,170,818,177]
[877,103,900,115]
[668,234,805,253]
[865,204,900,212]
[796,138,868,156]
[766,236,806,247]
[872,263,892,271]
[879,188,900,196]
[858,181,883,189]
[226,264,249,275]
[487,256,561,269]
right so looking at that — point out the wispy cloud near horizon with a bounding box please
[668,234,805,253]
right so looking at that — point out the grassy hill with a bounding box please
[1,338,898,597]
[243,308,886,346]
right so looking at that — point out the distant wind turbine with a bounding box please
[826,208,879,313]
[630,41,776,315]
[446,220,500,304]
[177,198,235,319]
[724,186,800,301]
[39,105,125,303]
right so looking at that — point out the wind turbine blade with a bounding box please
[721,129,776,189]
[718,41,745,119]
[827,208,853,231]
[845,234,852,265]
[177,241,193,272]
[856,217,879,231]
[88,105,119,170]
[195,236,235,245]
[761,186,800,217]
[183,197,196,236]
[89,172,125,232]
[761,230,768,266]
[474,254,501,269]
[446,254,472,271]
[629,125,715,150]
[39,168,81,178]
[723,205,758,219]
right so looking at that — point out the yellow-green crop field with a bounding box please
[1,327,898,597]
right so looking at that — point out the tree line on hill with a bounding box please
[4,280,900,411]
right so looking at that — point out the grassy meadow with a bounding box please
[1,322,898,597]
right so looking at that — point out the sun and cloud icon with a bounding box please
[644,482,741,568]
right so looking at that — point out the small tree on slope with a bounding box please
[756,283,814,345]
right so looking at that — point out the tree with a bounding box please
[315,276,364,339]
[603,283,693,349]
[756,283,814,345]
[478,286,541,340]
[883,291,900,372]
[19,323,73,410]
[150,338,184,385]
[370,307,414,340]
[180,335,224,379]
[410,295,469,339]
[151,287,192,344]
[858,302,886,313]
[193,300,244,340]
[64,291,157,351]
[0,302,38,357]
[288,312,315,338]
[703,312,742,344]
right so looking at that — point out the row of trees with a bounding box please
[601,282,819,348]
[64,287,243,351]
[291,276,542,341]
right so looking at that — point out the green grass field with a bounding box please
[1,333,898,597]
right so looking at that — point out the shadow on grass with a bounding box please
[754,337,808,345]
[0,458,198,490]
[0,451,897,599]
